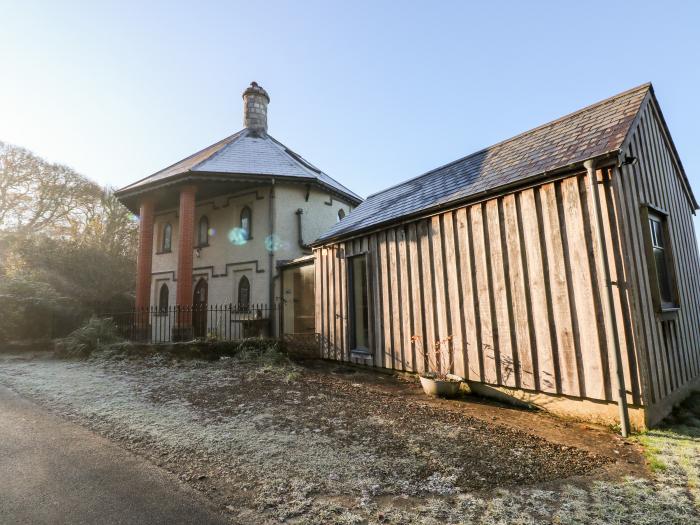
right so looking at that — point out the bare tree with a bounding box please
[0,141,102,236]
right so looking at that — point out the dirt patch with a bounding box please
[149,359,613,490]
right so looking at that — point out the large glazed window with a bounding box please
[348,254,369,350]
[644,207,678,311]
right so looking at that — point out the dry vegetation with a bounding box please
[0,349,698,524]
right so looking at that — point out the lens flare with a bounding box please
[265,234,289,252]
[228,228,248,246]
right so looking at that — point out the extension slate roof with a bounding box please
[115,128,362,204]
[316,83,653,243]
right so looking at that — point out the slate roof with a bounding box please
[116,128,362,203]
[316,83,652,243]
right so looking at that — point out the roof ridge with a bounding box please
[266,134,363,200]
[366,82,651,199]
[264,134,321,176]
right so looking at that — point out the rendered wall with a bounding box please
[148,183,353,339]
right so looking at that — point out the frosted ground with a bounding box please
[0,350,698,524]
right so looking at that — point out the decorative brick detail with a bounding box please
[176,185,197,311]
[135,199,155,311]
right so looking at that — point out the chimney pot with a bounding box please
[242,81,270,135]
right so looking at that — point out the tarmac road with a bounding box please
[0,385,229,525]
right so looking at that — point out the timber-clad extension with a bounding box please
[313,83,700,428]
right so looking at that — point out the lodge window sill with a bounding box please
[156,250,172,255]
[658,306,680,321]
[350,347,372,359]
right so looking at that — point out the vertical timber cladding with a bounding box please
[617,100,700,409]
[316,170,649,403]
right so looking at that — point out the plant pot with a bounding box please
[419,375,462,397]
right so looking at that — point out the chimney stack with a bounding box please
[242,81,270,135]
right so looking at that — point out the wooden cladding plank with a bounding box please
[599,170,642,405]
[442,211,467,379]
[387,228,404,369]
[322,248,331,359]
[418,219,437,373]
[612,165,655,406]
[397,226,415,372]
[520,189,558,393]
[486,199,515,387]
[503,193,536,390]
[369,234,384,367]
[455,208,480,381]
[471,204,497,384]
[328,246,337,360]
[581,171,614,401]
[339,242,349,361]
[407,223,425,373]
[539,182,579,396]
[314,249,322,337]
[561,176,607,400]
[378,231,394,368]
[430,216,452,374]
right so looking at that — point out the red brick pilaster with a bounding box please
[176,185,197,309]
[135,198,155,311]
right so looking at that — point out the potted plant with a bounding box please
[411,335,462,397]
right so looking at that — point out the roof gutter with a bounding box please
[312,151,618,247]
[115,171,362,214]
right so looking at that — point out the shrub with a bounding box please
[0,276,77,342]
[55,316,122,358]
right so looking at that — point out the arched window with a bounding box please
[198,216,209,246]
[238,276,251,309]
[158,283,169,312]
[240,206,252,240]
[162,223,172,252]
[337,209,346,222]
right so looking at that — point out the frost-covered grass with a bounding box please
[0,353,698,524]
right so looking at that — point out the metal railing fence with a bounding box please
[103,303,279,343]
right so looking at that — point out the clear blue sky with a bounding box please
[2,1,699,220]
